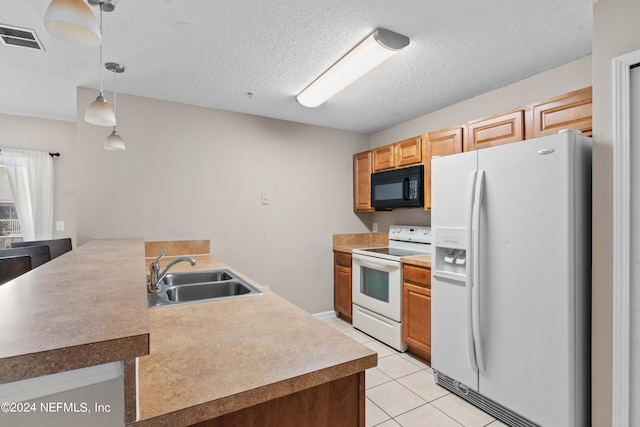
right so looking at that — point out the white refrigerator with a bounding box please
[430,130,591,427]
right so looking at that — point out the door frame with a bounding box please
[612,48,640,427]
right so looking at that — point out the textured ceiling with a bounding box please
[1,0,593,134]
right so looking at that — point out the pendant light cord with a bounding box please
[113,67,117,131]
[99,3,104,96]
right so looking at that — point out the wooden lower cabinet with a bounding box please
[402,264,431,361]
[190,372,365,427]
[334,251,353,322]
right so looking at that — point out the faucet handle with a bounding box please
[148,250,168,293]
[150,250,167,275]
[152,250,167,268]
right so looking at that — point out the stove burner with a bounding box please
[361,247,428,257]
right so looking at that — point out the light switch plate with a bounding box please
[261,193,269,205]
[56,221,65,231]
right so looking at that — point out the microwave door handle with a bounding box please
[403,177,410,200]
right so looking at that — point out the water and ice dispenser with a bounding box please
[432,228,468,282]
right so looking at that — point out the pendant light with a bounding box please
[104,62,125,151]
[43,0,100,47]
[84,1,116,127]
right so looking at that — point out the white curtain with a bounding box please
[0,149,53,241]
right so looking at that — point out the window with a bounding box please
[0,164,22,248]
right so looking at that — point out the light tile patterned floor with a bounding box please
[322,317,509,427]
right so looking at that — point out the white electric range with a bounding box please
[351,225,431,351]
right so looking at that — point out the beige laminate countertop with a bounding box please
[135,256,377,426]
[0,239,150,384]
[400,254,431,268]
[1,239,376,426]
[332,232,388,253]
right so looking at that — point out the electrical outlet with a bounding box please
[56,221,65,232]
[261,193,269,205]
[373,222,378,232]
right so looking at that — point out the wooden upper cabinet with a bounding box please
[372,145,395,172]
[465,110,525,151]
[372,135,423,172]
[350,88,591,214]
[396,136,422,167]
[525,86,592,138]
[353,151,374,212]
[424,126,463,210]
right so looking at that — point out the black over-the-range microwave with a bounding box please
[370,165,424,209]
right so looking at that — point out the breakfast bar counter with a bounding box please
[0,239,150,384]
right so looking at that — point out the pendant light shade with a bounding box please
[104,62,126,150]
[43,0,100,47]
[85,93,116,126]
[83,2,115,127]
[104,129,125,150]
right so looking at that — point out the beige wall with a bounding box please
[75,88,370,313]
[592,0,640,425]
[0,114,76,245]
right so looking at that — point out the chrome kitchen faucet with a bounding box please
[148,250,196,293]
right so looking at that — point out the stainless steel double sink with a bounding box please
[148,269,262,308]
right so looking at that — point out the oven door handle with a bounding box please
[352,253,400,271]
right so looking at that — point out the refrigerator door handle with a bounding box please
[472,170,486,373]
[465,171,478,372]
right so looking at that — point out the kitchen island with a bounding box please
[0,239,376,426]
[0,239,150,384]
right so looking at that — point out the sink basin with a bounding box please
[148,269,262,308]
[162,270,233,287]
[166,281,253,302]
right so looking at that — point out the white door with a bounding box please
[629,62,640,427]
[475,134,575,426]
[431,150,479,390]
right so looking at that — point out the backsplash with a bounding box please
[370,209,430,233]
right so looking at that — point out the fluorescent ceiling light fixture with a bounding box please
[296,28,409,108]
[43,0,100,47]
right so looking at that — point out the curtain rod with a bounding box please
[0,149,60,157]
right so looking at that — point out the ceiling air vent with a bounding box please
[0,24,43,50]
